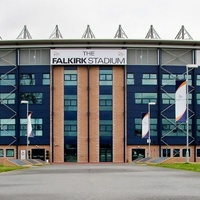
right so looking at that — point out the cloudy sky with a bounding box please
[1,0,200,40]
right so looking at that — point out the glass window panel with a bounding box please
[135,93,157,104]
[143,74,157,85]
[6,149,14,157]
[64,70,77,86]
[162,49,192,65]
[182,149,190,157]
[99,120,112,136]
[127,73,134,85]
[106,75,112,80]
[100,70,112,75]
[64,95,77,111]
[127,49,158,65]
[43,73,50,85]
[20,93,43,104]
[99,95,112,111]
[0,149,3,157]
[197,149,200,157]
[100,75,106,80]
[35,131,43,136]
[0,93,16,104]
[127,74,134,78]
[64,120,77,136]
[0,74,16,86]
[173,149,180,157]
[162,149,171,157]
[20,49,50,65]
[99,69,113,86]
[20,74,35,85]
[20,118,43,136]
[0,119,15,136]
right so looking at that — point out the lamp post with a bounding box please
[148,102,156,157]
[185,64,198,163]
[21,100,29,159]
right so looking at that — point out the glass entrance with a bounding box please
[32,148,45,161]
[100,145,112,162]
[64,144,77,162]
[132,148,145,161]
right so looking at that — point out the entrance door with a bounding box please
[100,148,112,162]
[132,148,145,161]
[64,144,77,162]
[32,149,45,161]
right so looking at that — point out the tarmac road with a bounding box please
[0,163,200,200]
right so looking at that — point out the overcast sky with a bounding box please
[1,0,200,40]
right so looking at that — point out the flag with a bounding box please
[27,111,33,137]
[142,112,149,138]
[175,80,186,122]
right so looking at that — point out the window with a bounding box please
[64,70,77,85]
[20,49,50,65]
[0,93,15,104]
[20,118,43,136]
[64,95,77,111]
[197,119,200,136]
[162,74,176,85]
[162,148,171,157]
[162,74,191,86]
[0,74,15,85]
[135,118,142,136]
[0,49,16,66]
[127,49,158,65]
[43,74,50,85]
[173,149,180,157]
[197,94,200,105]
[20,93,42,104]
[162,49,192,66]
[135,93,157,104]
[142,74,157,85]
[182,149,190,157]
[197,75,200,86]
[162,93,175,104]
[99,95,112,111]
[6,149,14,157]
[162,118,189,136]
[127,73,134,85]
[20,74,35,85]
[99,69,112,85]
[64,144,77,162]
[64,120,77,136]
[135,118,157,136]
[197,149,200,157]
[0,149,3,157]
[0,119,15,136]
[100,120,112,136]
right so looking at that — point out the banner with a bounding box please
[175,80,186,122]
[50,49,127,65]
[27,111,33,137]
[142,112,149,138]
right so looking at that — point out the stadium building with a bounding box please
[1,25,200,163]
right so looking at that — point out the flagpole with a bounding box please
[148,102,156,158]
[21,100,29,159]
[26,102,29,159]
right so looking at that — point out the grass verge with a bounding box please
[0,165,25,173]
[150,163,200,172]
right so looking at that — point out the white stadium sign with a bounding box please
[51,49,127,65]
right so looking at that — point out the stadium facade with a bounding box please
[1,38,200,163]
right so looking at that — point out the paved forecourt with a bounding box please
[0,163,200,200]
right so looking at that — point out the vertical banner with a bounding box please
[142,112,149,138]
[175,80,186,122]
[27,111,33,137]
